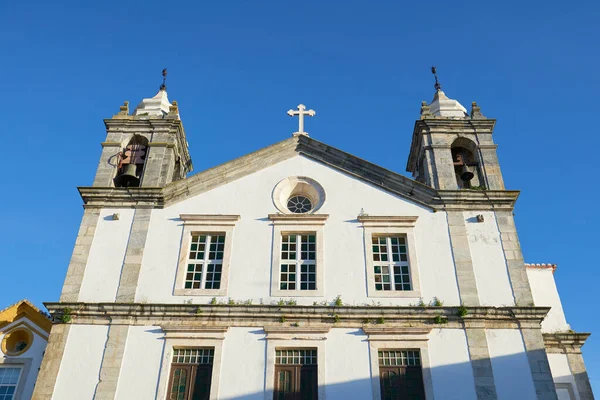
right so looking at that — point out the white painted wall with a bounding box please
[78,208,135,302]
[464,211,515,306]
[115,326,164,400]
[486,329,537,399]
[527,268,570,332]
[325,328,372,399]
[427,328,477,400]
[53,324,108,400]
[548,353,580,400]
[0,318,48,400]
[219,327,265,399]
[135,155,461,306]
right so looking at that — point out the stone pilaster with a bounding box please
[567,353,595,400]
[93,143,121,187]
[60,209,101,302]
[94,325,129,400]
[521,328,558,400]
[465,328,498,400]
[31,324,71,400]
[478,145,505,190]
[495,211,534,306]
[431,145,457,189]
[447,211,480,306]
[115,208,152,301]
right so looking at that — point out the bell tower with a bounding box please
[406,68,505,191]
[92,70,193,188]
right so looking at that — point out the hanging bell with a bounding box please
[460,164,475,182]
[114,164,140,187]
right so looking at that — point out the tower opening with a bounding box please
[451,138,482,189]
[114,135,148,188]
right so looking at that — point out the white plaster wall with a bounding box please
[527,268,570,332]
[135,155,461,306]
[53,325,109,400]
[486,329,537,399]
[79,208,135,302]
[219,327,265,399]
[427,328,477,400]
[115,326,164,400]
[325,328,371,399]
[464,211,515,306]
[548,353,580,400]
[0,319,48,400]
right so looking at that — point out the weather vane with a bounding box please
[431,66,441,91]
[160,68,168,91]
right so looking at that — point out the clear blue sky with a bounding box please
[2,0,599,392]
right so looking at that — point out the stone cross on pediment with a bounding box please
[287,104,316,136]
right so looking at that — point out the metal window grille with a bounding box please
[275,349,318,365]
[378,350,421,366]
[172,348,214,365]
[280,234,316,290]
[372,236,411,291]
[185,234,225,290]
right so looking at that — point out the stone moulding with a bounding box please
[77,135,520,211]
[543,332,591,354]
[44,303,550,330]
[357,215,419,227]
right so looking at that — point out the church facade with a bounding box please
[31,81,593,400]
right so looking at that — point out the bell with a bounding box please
[114,164,140,187]
[460,164,475,182]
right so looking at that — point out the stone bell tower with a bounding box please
[406,69,505,191]
[92,70,193,188]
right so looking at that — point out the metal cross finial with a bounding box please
[159,68,168,91]
[431,66,442,91]
[287,104,316,136]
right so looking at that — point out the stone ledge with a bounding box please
[45,303,550,330]
[543,332,591,353]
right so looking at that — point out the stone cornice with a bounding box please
[435,190,520,211]
[45,303,550,330]
[78,187,164,209]
[543,332,591,354]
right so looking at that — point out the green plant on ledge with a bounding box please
[433,315,448,325]
[333,314,341,323]
[430,297,443,307]
[279,316,286,323]
[376,317,385,325]
[209,297,217,305]
[456,305,468,317]
[467,185,485,191]
[59,308,73,324]
[333,295,343,307]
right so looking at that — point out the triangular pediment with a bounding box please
[163,135,438,207]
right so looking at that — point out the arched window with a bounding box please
[451,138,483,189]
[114,135,149,187]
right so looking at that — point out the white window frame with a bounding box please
[269,214,328,297]
[264,326,329,400]
[359,216,422,298]
[0,358,31,400]
[156,327,227,400]
[364,327,434,400]
[174,215,240,296]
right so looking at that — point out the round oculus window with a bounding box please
[287,195,313,213]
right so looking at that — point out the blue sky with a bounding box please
[2,0,599,392]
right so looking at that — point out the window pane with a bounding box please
[275,349,317,365]
[172,348,214,364]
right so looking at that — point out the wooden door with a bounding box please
[379,366,425,400]
[274,365,318,400]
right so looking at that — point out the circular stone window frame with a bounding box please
[1,327,34,356]
[272,176,326,214]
